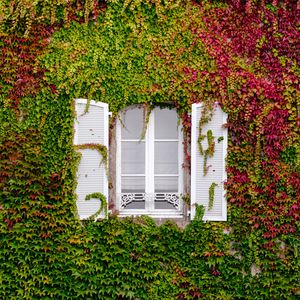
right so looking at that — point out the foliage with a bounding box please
[74,143,108,174]
[208,182,218,210]
[199,129,216,176]
[0,0,299,298]
[0,0,107,36]
[85,192,108,219]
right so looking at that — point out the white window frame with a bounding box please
[116,107,184,218]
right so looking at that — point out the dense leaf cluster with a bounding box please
[0,0,299,298]
[1,214,299,299]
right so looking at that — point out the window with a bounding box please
[74,99,227,221]
[116,107,183,217]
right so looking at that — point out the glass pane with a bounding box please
[121,176,145,193]
[122,141,145,174]
[154,108,178,139]
[155,141,178,174]
[121,107,144,139]
[155,193,179,210]
[155,176,178,192]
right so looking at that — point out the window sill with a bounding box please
[118,210,184,219]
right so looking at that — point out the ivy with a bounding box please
[198,129,215,176]
[0,0,299,298]
[208,182,218,211]
[74,143,108,175]
[85,192,108,219]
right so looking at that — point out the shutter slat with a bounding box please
[191,103,227,221]
[74,99,109,219]
[76,106,105,144]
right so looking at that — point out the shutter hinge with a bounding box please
[108,112,112,117]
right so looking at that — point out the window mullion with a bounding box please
[178,122,183,211]
[146,111,155,212]
[116,119,121,210]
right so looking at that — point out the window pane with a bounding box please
[121,108,144,139]
[122,141,145,174]
[155,193,179,210]
[155,141,178,174]
[154,108,178,139]
[155,176,178,192]
[121,176,145,193]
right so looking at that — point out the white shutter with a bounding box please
[74,99,109,219]
[191,103,227,221]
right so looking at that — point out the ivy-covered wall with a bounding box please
[0,0,299,299]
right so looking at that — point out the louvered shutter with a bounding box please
[74,99,109,219]
[191,103,227,221]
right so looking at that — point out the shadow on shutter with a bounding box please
[74,99,109,219]
[191,103,227,221]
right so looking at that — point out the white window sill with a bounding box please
[118,210,184,219]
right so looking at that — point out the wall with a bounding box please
[0,0,299,299]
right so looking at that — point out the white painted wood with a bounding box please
[74,99,109,219]
[191,103,227,221]
[116,106,183,216]
[147,111,155,211]
[115,115,122,212]
[178,121,184,212]
[74,99,108,146]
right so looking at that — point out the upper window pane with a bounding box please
[154,108,178,139]
[121,108,144,139]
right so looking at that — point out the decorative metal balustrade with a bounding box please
[120,193,180,210]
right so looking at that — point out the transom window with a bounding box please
[116,107,183,217]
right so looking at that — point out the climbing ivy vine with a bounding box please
[0,0,299,299]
